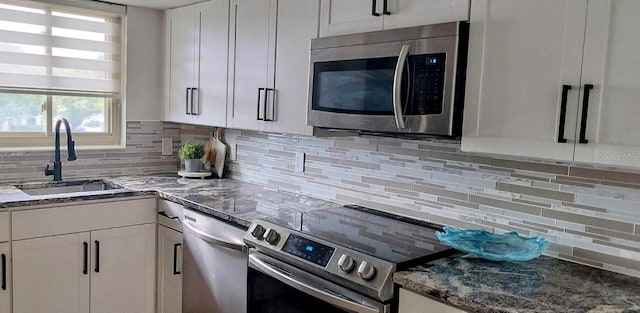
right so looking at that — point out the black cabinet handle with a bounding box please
[1,253,6,290]
[191,87,198,115]
[557,85,572,143]
[83,242,88,275]
[186,88,192,115]
[94,240,100,273]
[264,88,274,122]
[383,0,391,15]
[371,0,380,16]
[173,243,182,275]
[257,88,265,121]
[579,84,594,144]
[159,211,179,220]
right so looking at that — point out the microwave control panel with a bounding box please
[410,53,446,115]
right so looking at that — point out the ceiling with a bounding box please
[103,0,204,10]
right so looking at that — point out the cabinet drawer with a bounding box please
[0,211,8,242]
[158,200,184,232]
[12,197,156,240]
[399,288,467,313]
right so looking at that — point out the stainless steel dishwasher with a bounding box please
[182,208,247,313]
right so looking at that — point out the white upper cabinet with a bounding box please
[319,0,469,37]
[573,0,640,167]
[319,0,383,36]
[462,0,587,162]
[227,0,317,135]
[165,0,229,127]
[463,0,640,168]
[166,5,196,124]
[227,0,274,131]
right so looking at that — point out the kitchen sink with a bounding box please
[19,180,124,196]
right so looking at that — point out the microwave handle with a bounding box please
[393,45,410,129]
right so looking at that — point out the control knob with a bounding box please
[357,261,376,281]
[250,224,266,239]
[337,254,355,273]
[262,228,280,245]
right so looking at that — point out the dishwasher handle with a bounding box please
[182,219,247,252]
[249,253,380,313]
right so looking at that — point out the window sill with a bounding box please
[0,145,127,153]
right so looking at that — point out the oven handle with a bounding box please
[183,220,246,252]
[393,45,410,129]
[249,253,380,313]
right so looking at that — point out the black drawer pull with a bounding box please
[557,85,572,143]
[159,211,179,220]
[579,84,594,144]
[1,253,6,290]
[83,242,88,275]
[173,243,182,275]
[94,240,100,273]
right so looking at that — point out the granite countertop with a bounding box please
[103,176,340,228]
[0,176,341,228]
[394,254,640,313]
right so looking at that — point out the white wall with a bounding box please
[125,6,164,121]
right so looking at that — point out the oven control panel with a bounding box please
[244,220,397,301]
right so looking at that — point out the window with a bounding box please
[0,0,123,148]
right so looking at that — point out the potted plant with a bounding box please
[178,141,205,172]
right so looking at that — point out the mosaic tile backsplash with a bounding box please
[0,121,181,183]
[4,121,640,277]
[181,125,640,278]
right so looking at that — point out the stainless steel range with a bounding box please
[244,205,455,313]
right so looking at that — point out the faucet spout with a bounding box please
[45,117,77,181]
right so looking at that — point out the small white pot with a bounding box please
[184,159,202,172]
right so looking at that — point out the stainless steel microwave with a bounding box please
[307,22,468,136]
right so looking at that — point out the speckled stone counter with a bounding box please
[106,176,341,228]
[1,176,341,228]
[394,254,640,313]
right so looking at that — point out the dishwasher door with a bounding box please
[182,208,247,313]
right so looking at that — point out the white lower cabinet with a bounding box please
[11,197,157,313]
[13,233,91,313]
[399,288,466,313]
[157,225,183,313]
[0,242,10,313]
[90,224,156,313]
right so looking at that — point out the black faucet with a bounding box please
[45,118,77,182]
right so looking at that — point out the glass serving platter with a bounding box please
[435,226,549,261]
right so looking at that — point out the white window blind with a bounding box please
[0,0,122,94]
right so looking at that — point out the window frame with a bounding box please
[0,0,125,150]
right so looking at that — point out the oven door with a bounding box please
[248,252,390,313]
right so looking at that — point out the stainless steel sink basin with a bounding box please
[19,180,123,196]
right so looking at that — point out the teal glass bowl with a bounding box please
[435,226,549,261]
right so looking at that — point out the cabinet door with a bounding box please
[13,233,90,313]
[573,0,640,167]
[462,0,587,161]
[0,243,10,313]
[399,288,466,313]
[157,225,183,313]
[90,224,156,313]
[227,0,275,131]
[266,0,317,136]
[383,0,469,30]
[166,5,196,124]
[319,0,383,37]
[192,0,229,127]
